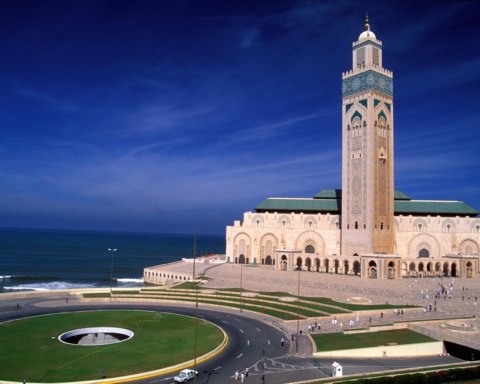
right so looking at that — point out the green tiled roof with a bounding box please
[254,198,479,216]
[394,201,479,215]
[254,198,341,212]
[313,189,411,200]
[313,189,342,199]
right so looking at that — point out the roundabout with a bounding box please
[0,310,225,382]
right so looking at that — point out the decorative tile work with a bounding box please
[359,99,368,108]
[384,102,391,112]
[342,70,393,98]
[374,99,381,108]
[378,110,387,121]
[353,40,382,50]
[346,103,354,113]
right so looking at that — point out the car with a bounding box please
[174,369,198,383]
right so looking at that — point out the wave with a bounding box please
[2,282,97,291]
[2,275,59,281]
[116,278,144,283]
[0,276,12,279]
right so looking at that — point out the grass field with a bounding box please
[0,311,224,383]
[311,329,435,352]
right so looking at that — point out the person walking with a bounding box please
[245,367,249,377]
[240,372,244,383]
[261,371,265,383]
[281,337,284,347]
[235,370,239,380]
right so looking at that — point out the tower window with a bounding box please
[355,221,358,229]
[356,47,365,67]
[381,222,384,230]
[372,47,379,65]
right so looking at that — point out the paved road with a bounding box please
[0,296,465,384]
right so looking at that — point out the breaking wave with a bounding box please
[2,282,97,291]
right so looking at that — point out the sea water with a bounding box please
[0,228,225,293]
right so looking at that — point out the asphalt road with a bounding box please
[0,296,465,384]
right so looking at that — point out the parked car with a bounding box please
[174,369,198,383]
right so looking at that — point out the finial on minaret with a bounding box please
[365,13,369,31]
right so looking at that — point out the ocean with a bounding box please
[0,228,225,293]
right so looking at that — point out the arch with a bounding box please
[324,259,330,273]
[442,218,456,233]
[265,255,272,265]
[413,218,428,232]
[368,260,377,278]
[238,254,246,264]
[304,215,318,228]
[251,214,265,227]
[466,261,473,278]
[281,255,288,270]
[314,258,321,272]
[435,262,441,272]
[409,262,416,272]
[343,259,349,275]
[333,259,339,274]
[305,258,312,271]
[418,262,424,272]
[401,262,407,277]
[471,219,480,233]
[459,239,479,255]
[408,234,441,259]
[296,257,303,270]
[443,262,449,276]
[295,231,325,254]
[305,245,315,254]
[451,262,457,277]
[419,248,430,258]
[353,261,361,276]
[426,262,433,272]
[277,215,291,228]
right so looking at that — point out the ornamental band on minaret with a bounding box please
[341,15,395,256]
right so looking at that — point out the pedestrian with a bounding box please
[340,322,343,329]
[66,297,68,303]
[308,325,311,332]
[332,318,335,325]
[381,312,383,318]
[240,372,244,383]
[356,315,359,322]
[261,371,265,383]
[475,302,477,308]
[369,317,372,323]
[235,370,239,380]
[16,303,20,310]
[400,298,402,304]
[245,367,249,377]
[281,337,284,347]
[469,295,471,300]
[463,296,465,301]
[291,333,294,341]
[319,323,321,330]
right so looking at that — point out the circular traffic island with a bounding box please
[0,310,224,383]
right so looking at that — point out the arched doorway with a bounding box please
[239,254,246,264]
[344,260,349,275]
[435,262,440,274]
[334,260,339,274]
[387,261,395,279]
[419,248,429,258]
[451,263,457,277]
[296,257,303,269]
[265,255,272,265]
[401,262,407,277]
[443,262,449,276]
[315,258,320,272]
[305,245,315,254]
[467,262,473,278]
[368,261,377,278]
[324,259,330,273]
[305,258,312,271]
[281,255,287,270]
[409,262,416,276]
[353,261,360,276]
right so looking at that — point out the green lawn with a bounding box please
[312,329,435,352]
[0,311,224,382]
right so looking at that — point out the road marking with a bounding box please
[268,340,270,345]
[235,318,241,321]
[237,353,243,358]
[222,321,228,324]
[256,327,261,331]
[150,377,172,382]
[239,329,244,333]
[247,340,249,345]
[214,366,221,371]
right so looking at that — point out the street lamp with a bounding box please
[240,262,243,312]
[108,248,117,303]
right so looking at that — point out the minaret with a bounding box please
[341,16,394,256]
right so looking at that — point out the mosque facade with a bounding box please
[225,20,480,279]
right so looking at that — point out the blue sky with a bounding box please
[1,1,479,235]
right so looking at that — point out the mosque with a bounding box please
[225,18,480,279]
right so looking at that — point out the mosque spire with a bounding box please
[365,13,369,31]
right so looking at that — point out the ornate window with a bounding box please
[419,248,429,258]
[282,220,286,228]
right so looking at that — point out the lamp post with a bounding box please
[240,262,243,312]
[108,248,117,303]
[296,262,300,354]
[192,230,199,384]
